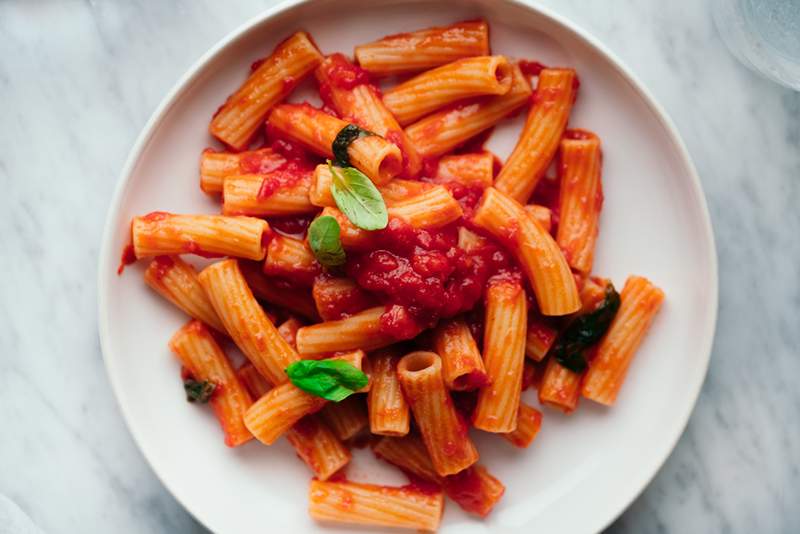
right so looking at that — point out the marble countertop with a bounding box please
[1,0,797,532]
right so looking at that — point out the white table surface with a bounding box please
[1,1,798,532]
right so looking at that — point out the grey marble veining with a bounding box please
[0,1,797,533]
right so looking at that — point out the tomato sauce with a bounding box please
[150,255,175,280]
[117,243,137,275]
[519,59,547,77]
[346,218,518,340]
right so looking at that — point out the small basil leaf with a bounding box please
[285,360,368,402]
[332,124,374,167]
[552,283,621,373]
[308,215,346,268]
[184,379,216,403]
[328,162,388,231]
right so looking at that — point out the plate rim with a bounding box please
[97,1,719,532]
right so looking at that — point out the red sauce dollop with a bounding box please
[519,60,547,77]
[117,244,136,275]
[347,219,517,340]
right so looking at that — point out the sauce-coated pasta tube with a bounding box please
[287,416,352,481]
[524,204,553,234]
[372,434,440,482]
[525,316,557,362]
[210,31,323,150]
[368,348,410,436]
[312,277,376,321]
[373,436,505,517]
[397,351,478,476]
[405,64,532,157]
[310,164,431,208]
[309,479,443,532]
[316,54,422,178]
[384,55,513,125]
[243,351,364,444]
[538,356,582,413]
[388,185,463,228]
[315,185,462,250]
[239,262,320,321]
[502,402,543,448]
[237,362,351,480]
[441,465,505,518]
[354,20,489,76]
[144,256,225,333]
[432,317,488,390]
[131,212,269,261]
[582,276,664,405]
[263,235,320,286]
[169,321,253,446]
[539,276,610,412]
[222,173,316,216]
[268,104,402,184]
[556,131,603,274]
[473,278,527,432]
[296,306,395,354]
[198,259,299,385]
[494,68,578,202]
[435,152,494,188]
[320,395,369,441]
[472,188,580,316]
[200,147,287,194]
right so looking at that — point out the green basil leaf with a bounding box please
[328,162,388,231]
[184,379,216,403]
[285,360,369,402]
[332,124,374,167]
[553,282,621,373]
[308,215,346,268]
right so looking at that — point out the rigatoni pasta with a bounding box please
[200,147,287,194]
[238,362,351,481]
[494,68,578,203]
[502,403,543,448]
[383,55,513,125]
[582,276,665,405]
[354,20,489,76]
[309,479,443,531]
[473,279,527,432]
[131,212,269,261]
[405,63,532,157]
[210,31,322,150]
[125,20,668,530]
[556,130,603,274]
[473,188,581,316]
[296,306,395,354]
[432,316,487,390]
[397,351,478,476]
[144,256,225,333]
[268,104,403,184]
[169,320,253,447]
[222,173,316,217]
[198,259,299,386]
[367,348,410,436]
[244,351,365,444]
[316,53,422,178]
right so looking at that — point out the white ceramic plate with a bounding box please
[98,1,718,532]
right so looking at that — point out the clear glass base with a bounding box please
[713,0,800,91]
